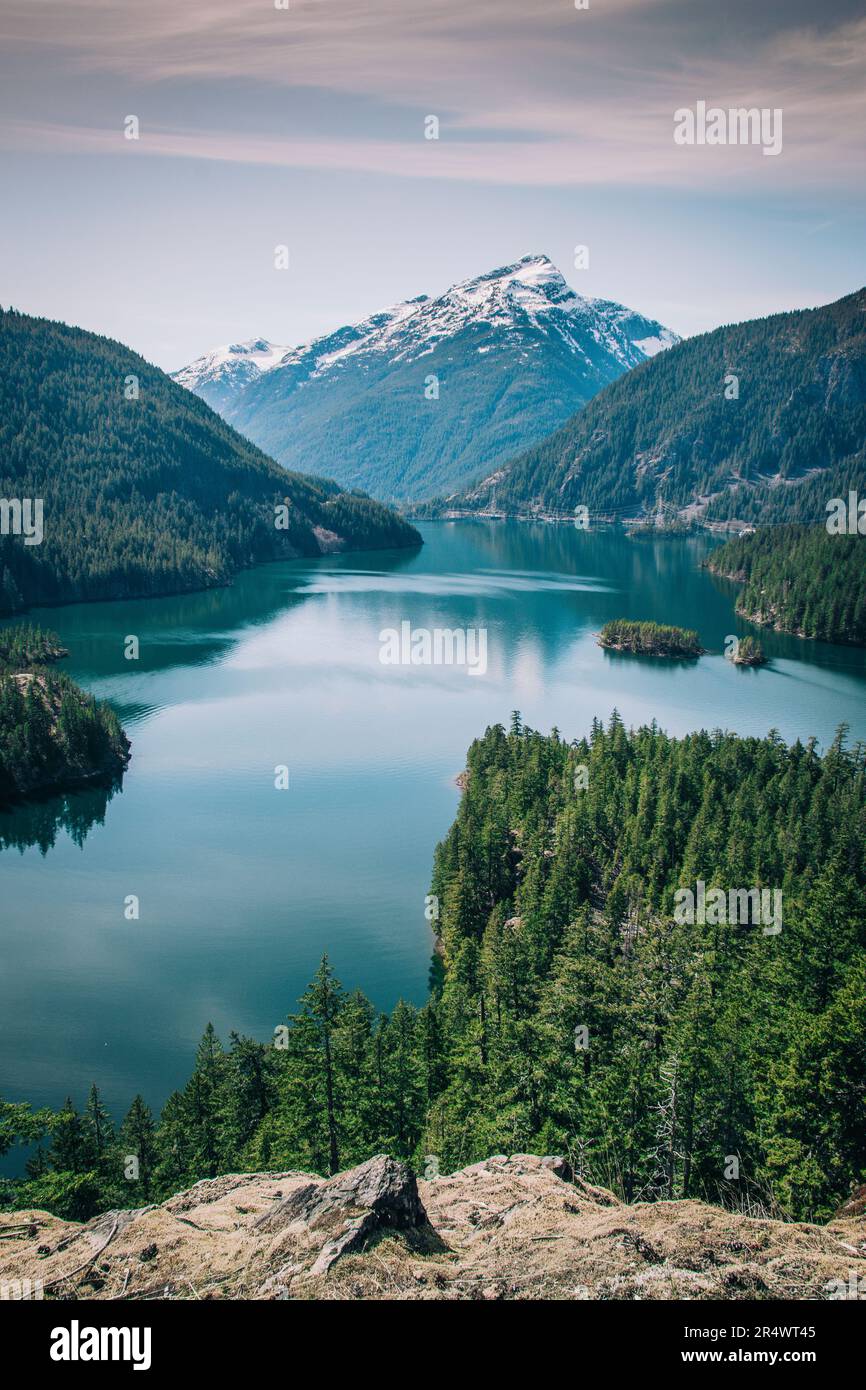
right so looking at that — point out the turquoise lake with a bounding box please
[2,521,865,1127]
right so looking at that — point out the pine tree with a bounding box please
[49,1098,88,1174]
[84,1084,114,1168]
[120,1096,157,1198]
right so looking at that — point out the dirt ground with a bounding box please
[2,1154,864,1301]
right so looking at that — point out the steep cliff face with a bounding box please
[3,1155,864,1301]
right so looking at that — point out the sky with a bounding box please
[0,0,864,370]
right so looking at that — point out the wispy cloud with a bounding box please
[1,0,863,189]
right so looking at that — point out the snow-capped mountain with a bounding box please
[172,338,287,414]
[174,256,679,501]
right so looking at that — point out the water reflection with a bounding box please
[0,776,124,855]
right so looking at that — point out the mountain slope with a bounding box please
[174,255,678,503]
[0,308,420,615]
[444,288,866,526]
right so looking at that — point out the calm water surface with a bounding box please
[2,522,864,1124]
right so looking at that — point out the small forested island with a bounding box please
[707,525,866,646]
[598,618,703,657]
[0,623,130,805]
[729,635,767,666]
[626,518,700,539]
[3,714,863,1229]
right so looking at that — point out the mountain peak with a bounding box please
[488,252,559,278]
[225,337,284,358]
[203,337,287,369]
[172,337,288,409]
[174,258,679,501]
[448,253,568,303]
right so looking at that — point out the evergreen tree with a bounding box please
[120,1096,158,1199]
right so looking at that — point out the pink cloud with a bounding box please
[1,1,863,189]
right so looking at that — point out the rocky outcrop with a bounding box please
[252,1154,437,1286]
[2,1154,864,1301]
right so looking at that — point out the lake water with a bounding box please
[2,521,865,1130]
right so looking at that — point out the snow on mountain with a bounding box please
[249,256,674,381]
[172,338,288,413]
[386,255,672,372]
[174,256,679,501]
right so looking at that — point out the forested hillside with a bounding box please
[4,715,864,1224]
[443,288,866,526]
[0,308,419,616]
[0,623,129,803]
[707,525,866,645]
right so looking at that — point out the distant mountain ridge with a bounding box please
[0,308,419,616]
[442,287,866,527]
[173,255,678,503]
